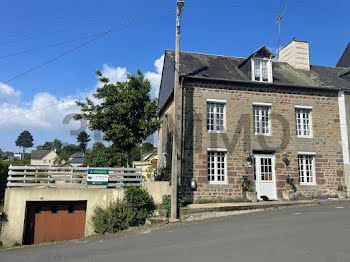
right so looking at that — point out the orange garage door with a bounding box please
[24,201,87,245]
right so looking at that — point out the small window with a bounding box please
[207,151,227,184]
[295,108,312,137]
[253,106,271,135]
[207,102,225,132]
[298,155,316,185]
[252,58,272,82]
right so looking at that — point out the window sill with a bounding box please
[207,130,226,134]
[207,182,228,185]
[299,183,317,187]
[254,133,272,137]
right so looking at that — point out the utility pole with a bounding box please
[171,0,184,220]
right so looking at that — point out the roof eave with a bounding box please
[182,75,344,92]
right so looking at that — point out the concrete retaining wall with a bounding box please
[143,181,171,205]
[1,188,123,247]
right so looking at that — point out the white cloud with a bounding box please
[0,83,21,104]
[0,91,80,130]
[97,65,128,87]
[145,54,164,98]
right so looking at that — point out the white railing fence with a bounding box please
[7,165,142,188]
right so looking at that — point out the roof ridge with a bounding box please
[166,49,247,60]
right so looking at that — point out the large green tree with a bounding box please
[77,131,91,154]
[15,130,34,159]
[75,70,160,165]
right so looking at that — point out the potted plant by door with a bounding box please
[240,176,257,202]
[336,184,347,199]
[282,185,296,201]
[282,175,297,201]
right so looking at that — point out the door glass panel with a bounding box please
[260,157,272,181]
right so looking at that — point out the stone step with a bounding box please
[145,217,169,226]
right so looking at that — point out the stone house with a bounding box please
[157,39,350,202]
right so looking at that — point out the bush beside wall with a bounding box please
[0,161,10,200]
[91,187,155,234]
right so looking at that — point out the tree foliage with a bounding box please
[75,70,160,164]
[54,144,81,166]
[15,130,34,158]
[140,142,154,153]
[37,139,62,150]
[84,143,126,167]
[77,131,91,153]
[0,161,11,199]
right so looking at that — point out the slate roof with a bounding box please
[141,148,157,162]
[337,43,350,68]
[158,50,350,110]
[69,152,85,164]
[31,150,52,160]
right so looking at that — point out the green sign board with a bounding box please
[87,169,109,185]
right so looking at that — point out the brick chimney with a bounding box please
[278,40,310,71]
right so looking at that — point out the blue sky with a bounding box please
[0,0,349,152]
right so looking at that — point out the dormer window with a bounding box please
[252,58,272,82]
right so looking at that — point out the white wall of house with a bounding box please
[30,151,57,166]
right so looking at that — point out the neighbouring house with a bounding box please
[30,150,57,166]
[336,42,350,189]
[13,153,21,160]
[133,148,158,181]
[157,39,350,202]
[68,152,85,167]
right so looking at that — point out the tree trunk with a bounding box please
[22,147,25,160]
[127,152,130,168]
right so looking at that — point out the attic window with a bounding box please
[252,58,272,82]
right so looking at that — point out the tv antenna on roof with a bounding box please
[277,6,286,59]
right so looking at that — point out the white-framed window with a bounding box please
[207,101,225,132]
[298,154,316,185]
[207,150,227,184]
[252,58,272,82]
[295,107,312,137]
[253,105,271,135]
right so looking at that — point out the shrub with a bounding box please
[0,161,10,200]
[162,191,189,217]
[125,186,155,226]
[91,200,129,234]
[91,187,155,234]
[155,167,171,182]
[338,184,347,191]
[240,176,254,192]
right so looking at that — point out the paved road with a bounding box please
[1,202,350,262]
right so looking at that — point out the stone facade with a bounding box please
[158,78,345,202]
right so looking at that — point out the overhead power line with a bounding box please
[0,34,100,59]
[0,0,168,85]
[0,13,175,122]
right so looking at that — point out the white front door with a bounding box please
[254,154,277,200]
